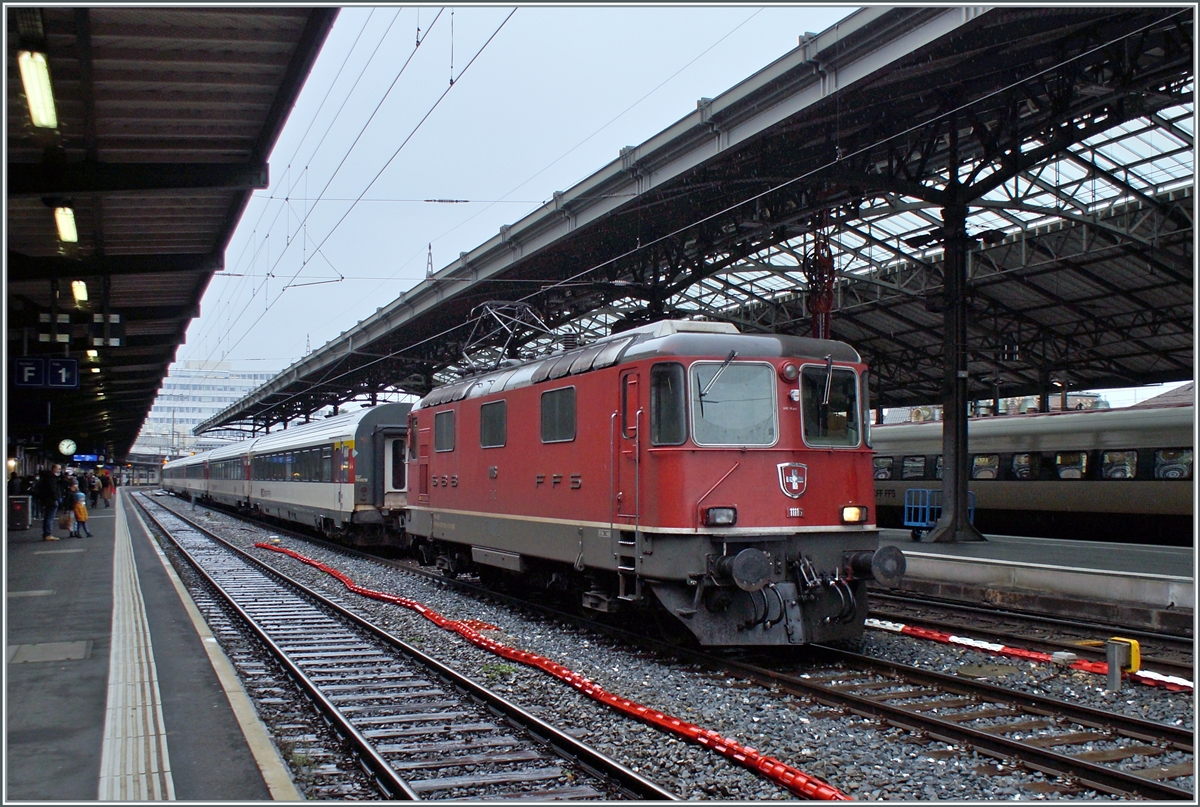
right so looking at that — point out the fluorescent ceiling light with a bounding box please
[72,280,88,303]
[91,367,100,374]
[18,50,57,128]
[55,207,78,242]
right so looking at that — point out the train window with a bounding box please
[480,400,507,448]
[935,455,943,480]
[1154,448,1193,479]
[650,363,686,446]
[322,447,333,483]
[1101,450,1137,480]
[1055,452,1088,479]
[873,457,894,480]
[693,362,777,446]
[799,365,859,447]
[1012,453,1037,480]
[971,455,1000,480]
[541,387,576,443]
[391,440,406,489]
[435,411,455,452]
[901,456,926,479]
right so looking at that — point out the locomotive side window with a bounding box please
[1055,451,1088,479]
[541,387,576,443]
[650,363,686,446]
[408,418,418,459]
[873,456,894,480]
[1154,448,1192,479]
[1101,450,1137,479]
[1012,453,1037,479]
[692,362,777,446]
[435,410,455,452]
[480,400,507,448]
[799,365,859,447]
[971,454,1000,480]
[901,455,926,479]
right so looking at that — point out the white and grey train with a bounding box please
[871,404,1194,546]
[163,403,412,546]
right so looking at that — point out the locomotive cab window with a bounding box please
[1055,451,1088,479]
[971,454,1000,480]
[1101,450,1137,480]
[800,365,859,447]
[692,361,777,446]
[650,363,686,446]
[480,400,506,448]
[1155,448,1192,479]
[873,456,894,480]
[541,387,576,443]
[434,410,455,452]
[901,455,926,480]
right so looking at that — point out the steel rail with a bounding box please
[721,647,1194,800]
[137,496,678,801]
[163,496,1192,799]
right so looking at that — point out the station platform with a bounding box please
[879,529,1195,635]
[5,488,297,801]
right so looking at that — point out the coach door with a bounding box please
[615,371,641,522]
[381,430,408,509]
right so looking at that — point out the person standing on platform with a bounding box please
[36,465,62,541]
[88,472,102,508]
[70,482,92,538]
[100,471,112,508]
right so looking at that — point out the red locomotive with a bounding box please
[406,320,904,646]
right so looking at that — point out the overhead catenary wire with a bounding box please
[218,10,1187,428]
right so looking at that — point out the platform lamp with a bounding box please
[17,49,57,129]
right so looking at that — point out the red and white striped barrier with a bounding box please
[866,618,1193,692]
[257,543,850,801]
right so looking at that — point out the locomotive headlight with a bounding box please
[704,506,738,526]
[841,505,868,524]
[779,362,799,382]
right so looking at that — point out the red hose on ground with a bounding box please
[256,543,850,801]
[866,618,1193,692]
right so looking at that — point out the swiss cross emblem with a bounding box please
[777,463,807,498]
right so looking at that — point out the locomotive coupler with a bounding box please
[844,545,906,585]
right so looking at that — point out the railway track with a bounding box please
[136,497,675,801]
[149,494,1192,799]
[868,591,1194,682]
[720,647,1194,800]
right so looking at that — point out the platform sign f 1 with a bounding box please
[47,358,79,389]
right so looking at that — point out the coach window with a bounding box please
[1012,452,1037,480]
[935,455,943,480]
[480,400,507,448]
[971,454,1000,480]
[650,363,686,446]
[1101,450,1137,479]
[1154,448,1192,479]
[901,455,926,480]
[435,410,455,452]
[541,387,576,443]
[322,447,333,483]
[1055,451,1088,479]
[873,456,894,480]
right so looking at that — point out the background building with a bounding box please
[128,362,276,461]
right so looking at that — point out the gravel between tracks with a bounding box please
[147,496,1193,800]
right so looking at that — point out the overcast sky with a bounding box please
[174,5,855,373]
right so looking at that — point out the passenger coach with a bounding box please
[872,404,1194,545]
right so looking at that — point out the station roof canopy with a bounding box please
[200,6,1192,435]
[6,7,338,458]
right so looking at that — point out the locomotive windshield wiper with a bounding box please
[821,354,833,407]
[700,350,738,399]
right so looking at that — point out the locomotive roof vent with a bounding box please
[622,320,741,339]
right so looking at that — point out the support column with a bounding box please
[926,202,985,543]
